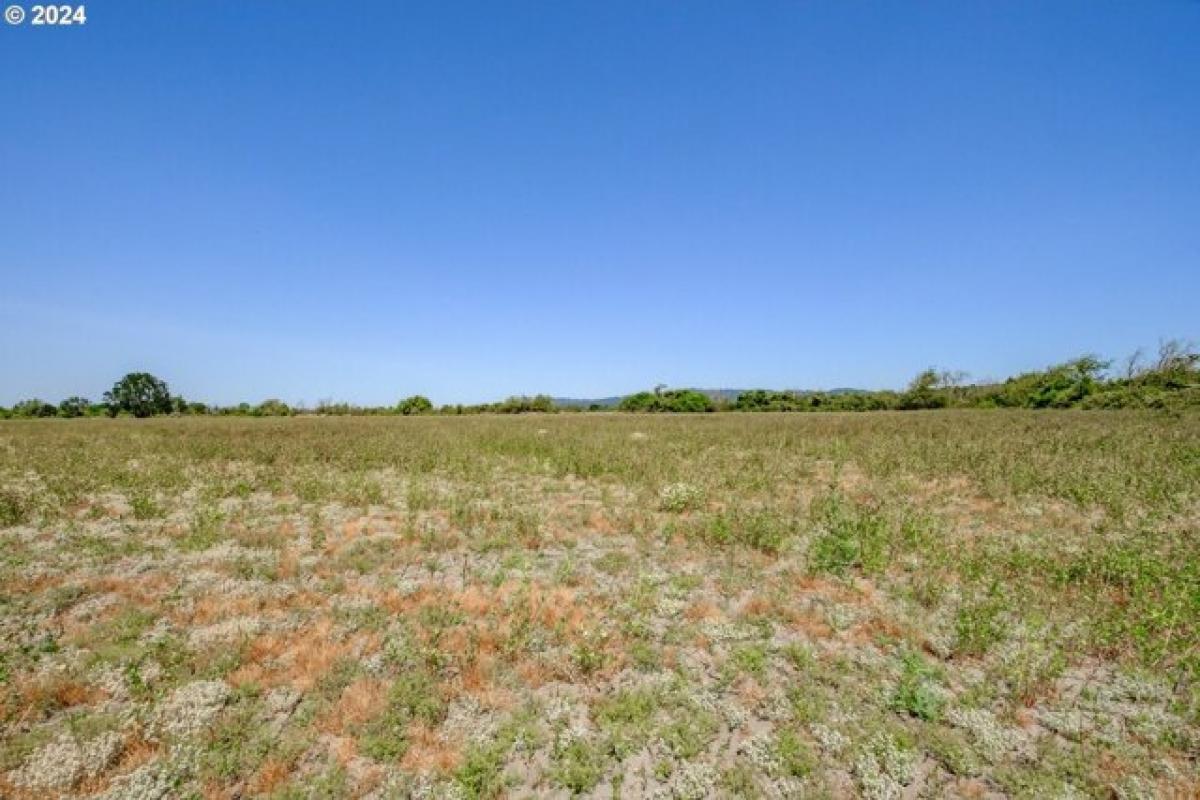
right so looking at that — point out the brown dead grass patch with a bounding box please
[278,547,299,579]
[734,676,766,708]
[457,585,498,617]
[329,734,358,766]
[460,652,497,695]
[77,733,159,796]
[952,778,991,798]
[249,757,292,795]
[3,674,106,721]
[587,510,618,535]
[187,594,263,626]
[229,617,376,691]
[847,614,906,645]
[6,574,63,596]
[516,659,549,688]
[186,588,327,630]
[91,573,175,604]
[685,601,724,622]
[526,585,589,632]
[783,609,834,639]
[319,677,389,734]
[738,594,777,620]
[794,575,863,605]
[401,724,461,772]
[0,778,38,800]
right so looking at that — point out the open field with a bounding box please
[1,412,1197,799]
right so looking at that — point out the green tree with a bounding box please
[618,391,657,411]
[668,389,715,412]
[619,388,714,412]
[495,395,555,413]
[396,395,434,415]
[255,399,292,416]
[898,369,948,410]
[986,356,1109,409]
[103,373,173,418]
[57,397,92,418]
[12,399,57,418]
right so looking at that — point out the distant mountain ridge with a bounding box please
[552,387,867,409]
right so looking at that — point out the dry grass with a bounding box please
[0,411,1197,797]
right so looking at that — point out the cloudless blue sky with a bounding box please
[2,1,1197,405]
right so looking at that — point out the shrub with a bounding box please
[360,667,446,760]
[553,742,606,794]
[618,391,656,411]
[455,738,512,799]
[808,494,890,575]
[130,493,164,520]
[775,729,815,777]
[619,388,714,412]
[254,399,292,416]
[57,397,91,418]
[889,650,945,720]
[954,592,1009,656]
[659,482,703,512]
[982,356,1108,409]
[396,395,433,415]
[898,369,950,410]
[0,490,29,527]
[11,399,57,418]
[494,395,555,413]
[741,511,790,553]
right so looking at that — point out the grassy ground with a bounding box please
[0,411,1197,798]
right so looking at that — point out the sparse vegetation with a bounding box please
[0,410,1197,797]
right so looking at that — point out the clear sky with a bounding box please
[2,1,1197,406]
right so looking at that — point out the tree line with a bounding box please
[0,372,560,419]
[3,341,1197,419]
[732,341,1198,413]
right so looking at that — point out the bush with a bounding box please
[396,395,433,415]
[0,490,29,527]
[659,482,703,512]
[889,650,945,720]
[954,592,1009,656]
[491,395,554,413]
[735,389,806,411]
[774,729,816,777]
[981,356,1108,409]
[254,399,292,416]
[808,494,890,575]
[11,399,57,418]
[57,397,91,418]
[619,388,714,412]
[898,369,950,410]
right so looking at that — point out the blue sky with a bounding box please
[2,1,1197,406]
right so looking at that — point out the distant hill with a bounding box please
[553,387,868,409]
